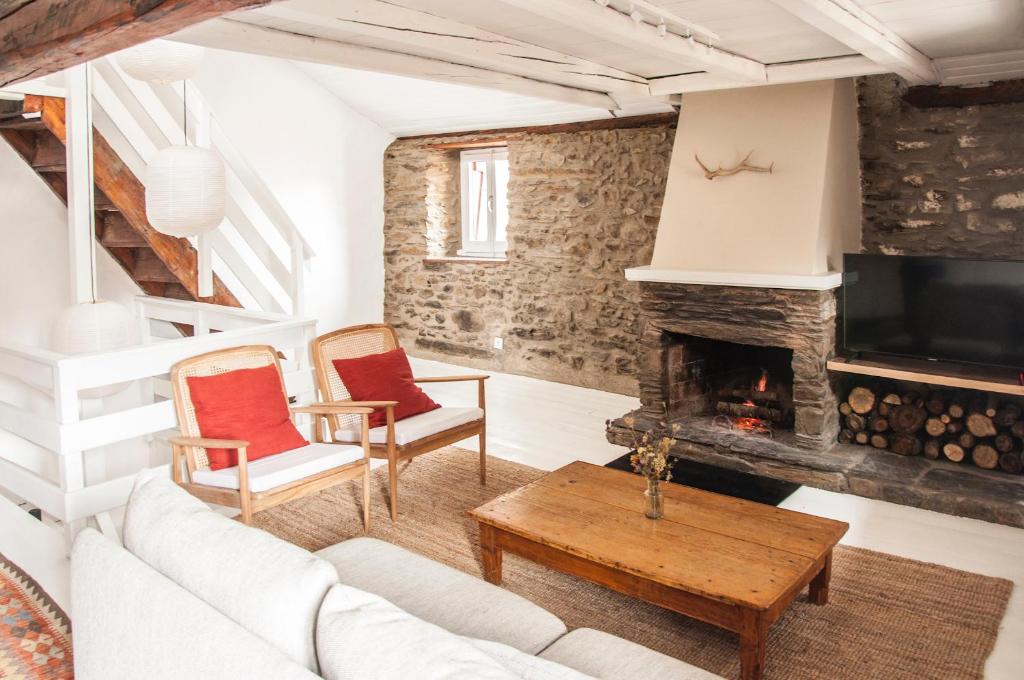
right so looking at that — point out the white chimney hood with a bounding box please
[628,79,862,291]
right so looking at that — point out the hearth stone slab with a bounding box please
[607,413,1024,529]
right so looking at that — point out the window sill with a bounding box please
[423,256,508,265]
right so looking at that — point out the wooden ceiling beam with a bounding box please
[649,55,889,96]
[766,0,938,85]
[0,0,274,88]
[495,0,766,83]
[243,0,650,97]
[172,18,621,110]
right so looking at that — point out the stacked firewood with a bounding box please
[838,385,1024,474]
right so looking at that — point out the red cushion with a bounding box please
[332,348,440,428]
[186,364,308,471]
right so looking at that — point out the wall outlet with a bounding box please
[492,336,504,350]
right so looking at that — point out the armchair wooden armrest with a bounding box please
[292,404,375,415]
[169,436,250,449]
[414,375,489,383]
[168,436,250,488]
[302,400,399,408]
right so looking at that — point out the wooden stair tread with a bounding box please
[3,95,243,314]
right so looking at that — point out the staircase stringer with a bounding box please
[37,95,242,309]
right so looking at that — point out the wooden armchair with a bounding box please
[311,324,487,521]
[169,344,374,528]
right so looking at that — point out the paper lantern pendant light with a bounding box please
[51,301,136,398]
[146,145,225,237]
[116,40,205,84]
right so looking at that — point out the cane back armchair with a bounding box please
[311,324,487,521]
[169,345,374,527]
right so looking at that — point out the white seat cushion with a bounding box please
[334,406,483,446]
[316,537,567,654]
[191,442,365,493]
[317,584,521,680]
[539,628,724,680]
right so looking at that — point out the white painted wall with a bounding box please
[192,50,395,334]
[650,79,862,276]
[0,140,137,348]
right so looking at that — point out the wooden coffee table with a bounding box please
[469,461,848,680]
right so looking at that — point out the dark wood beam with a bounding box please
[903,78,1024,109]
[0,0,274,87]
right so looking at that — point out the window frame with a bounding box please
[458,147,508,258]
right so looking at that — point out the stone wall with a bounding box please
[383,117,675,395]
[858,75,1024,257]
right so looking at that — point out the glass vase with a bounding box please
[644,478,664,520]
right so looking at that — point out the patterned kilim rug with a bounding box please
[255,447,1014,680]
[0,554,72,679]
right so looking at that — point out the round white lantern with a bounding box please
[51,301,137,398]
[146,145,225,237]
[116,40,205,84]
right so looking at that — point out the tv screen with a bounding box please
[842,254,1024,369]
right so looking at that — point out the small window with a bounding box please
[459,148,509,258]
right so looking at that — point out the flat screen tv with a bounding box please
[842,254,1024,369]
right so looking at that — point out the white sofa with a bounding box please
[71,471,721,679]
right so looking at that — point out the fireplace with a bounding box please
[665,333,795,435]
[628,281,840,450]
[607,279,1024,528]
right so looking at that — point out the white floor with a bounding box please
[2,356,1022,678]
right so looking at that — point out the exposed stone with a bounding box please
[608,412,1024,528]
[383,121,675,395]
[630,282,839,450]
[859,74,1024,258]
[993,191,1024,210]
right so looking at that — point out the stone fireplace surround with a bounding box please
[607,279,1024,528]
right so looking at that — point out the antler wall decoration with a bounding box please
[694,151,774,180]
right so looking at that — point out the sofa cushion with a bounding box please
[316,537,566,654]
[122,470,338,672]
[332,348,440,427]
[539,628,724,680]
[334,406,483,446]
[72,529,320,680]
[187,364,308,470]
[317,584,519,680]
[191,442,365,492]
[466,638,595,679]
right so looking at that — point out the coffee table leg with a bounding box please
[809,550,833,605]
[739,609,767,680]
[479,523,503,585]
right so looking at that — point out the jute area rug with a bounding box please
[255,447,1013,680]
[0,553,73,679]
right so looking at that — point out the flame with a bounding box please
[755,369,769,393]
[733,417,772,435]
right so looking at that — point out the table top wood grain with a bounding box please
[470,461,848,611]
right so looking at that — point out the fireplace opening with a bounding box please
[665,333,795,435]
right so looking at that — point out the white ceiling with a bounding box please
[294,62,673,137]
[172,0,1024,136]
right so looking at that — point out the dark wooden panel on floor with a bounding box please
[605,451,801,506]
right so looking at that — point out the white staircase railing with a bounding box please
[0,297,318,546]
[90,58,314,316]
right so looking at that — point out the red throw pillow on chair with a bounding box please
[332,348,440,428]
[186,364,308,470]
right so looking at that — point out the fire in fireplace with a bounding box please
[665,333,795,435]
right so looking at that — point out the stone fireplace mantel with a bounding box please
[625,266,843,291]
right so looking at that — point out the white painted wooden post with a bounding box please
[53,367,85,550]
[191,81,215,298]
[65,63,96,305]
